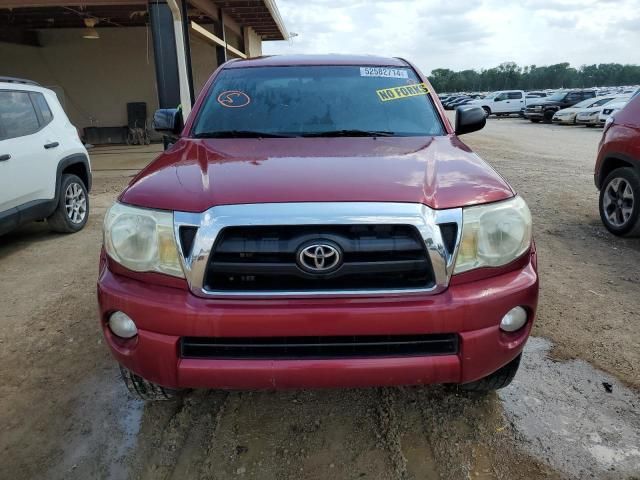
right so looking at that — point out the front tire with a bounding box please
[543,110,554,123]
[599,167,640,237]
[461,354,521,392]
[482,106,491,118]
[47,174,89,233]
[120,366,181,401]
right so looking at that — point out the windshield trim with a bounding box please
[187,64,447,139]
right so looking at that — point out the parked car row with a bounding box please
[440,86,640,127]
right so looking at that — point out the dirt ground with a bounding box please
[1,119,639,480]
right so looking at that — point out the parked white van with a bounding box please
[470,90,526,117]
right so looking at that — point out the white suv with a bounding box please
[0,77,91,236]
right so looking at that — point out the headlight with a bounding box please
[454,196,532,274]
[103,202,184,278]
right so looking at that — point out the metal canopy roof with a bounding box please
[212,0,286,40]
[0,0,287,40]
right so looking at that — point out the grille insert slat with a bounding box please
[180,334,459,359]
[205,225,434,292]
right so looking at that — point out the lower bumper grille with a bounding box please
[180,334,459,360]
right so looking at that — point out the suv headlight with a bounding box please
[103,202,184,278]
[454,196,532,274]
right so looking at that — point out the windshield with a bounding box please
[191,66,445,138]
[573,97,607,108]
[590,97,615,107]
[547,91,568,101]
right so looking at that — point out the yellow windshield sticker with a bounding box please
[376,83,429,102]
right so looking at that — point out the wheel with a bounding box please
[47,174,89,233]
[543,110,554,123]
[461,354,521,392]
[482,107,491,118]
[120,366,181,401]
[530,119,540,123]
[599,167,640,237]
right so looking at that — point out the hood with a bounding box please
[556,107,580,114]
[120,136,514,212]
[579,107,601,115]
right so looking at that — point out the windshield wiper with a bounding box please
[301,129,396,137]
[193,130,295,138]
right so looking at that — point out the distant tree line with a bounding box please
[427,62,640,93]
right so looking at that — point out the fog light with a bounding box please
[500,306,528,332]
[108,311,138,339]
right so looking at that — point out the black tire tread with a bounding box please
[120,366,179,401]
[599,167,640,237]
[461,354,521,392]
[47,174,88,233]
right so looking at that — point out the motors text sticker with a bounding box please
[376,83,429,102]
[217,91,251,108]
[360,67,409,79]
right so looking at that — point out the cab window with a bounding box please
[31,93,53,126]
[0,91,40,141]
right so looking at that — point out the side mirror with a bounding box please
[455,105,486,136]
[153,108,183,137]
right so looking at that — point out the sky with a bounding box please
[263,0,640,74]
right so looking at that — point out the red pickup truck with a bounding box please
[98,55,537,400]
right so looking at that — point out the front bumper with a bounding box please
[576,116,599,125]
[98,251,538,390]
[552,114,575,124]
[524,111,544,120]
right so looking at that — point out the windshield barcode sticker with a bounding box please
[360,67,409,79]
[376,83,429,102]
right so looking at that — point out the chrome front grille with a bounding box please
[174,202,462,298]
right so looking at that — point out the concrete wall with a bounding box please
[0,28,158,131]
[0,26,221,132]
[189,31,218,98]
[245,27,262,58]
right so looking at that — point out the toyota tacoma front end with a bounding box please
[97,55,538,399]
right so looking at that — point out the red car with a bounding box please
[98,55,537,400]
[595,91,640,236]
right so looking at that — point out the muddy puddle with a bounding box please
[43,338,640,480]
[500,337,640,479]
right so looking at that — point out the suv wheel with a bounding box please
[120,366,181,401]
[599,167,640,237]
[47,174,89,233]
[460,354,521,392]
[543,110,554,123]
[482,106,491,118]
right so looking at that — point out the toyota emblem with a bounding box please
[297,242,342,273]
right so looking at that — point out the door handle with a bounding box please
[0,154,10,161]
[44,142,59,149]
